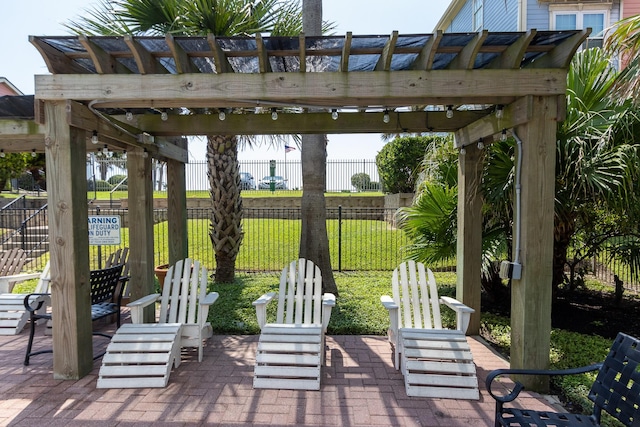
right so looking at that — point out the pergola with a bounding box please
[0,29,587,390]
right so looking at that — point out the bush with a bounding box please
[87,179,112,191]
[376,136,432,193]
[108,174,128,186]
[350,173,371,192]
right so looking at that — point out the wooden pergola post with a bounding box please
[456,142,483,334]
[44,101,93,379]
[510,95,558,391]
[126,147,156,322]
[166,137,188,265]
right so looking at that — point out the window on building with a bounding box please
[472,0,484,32]
[551,8,606,49]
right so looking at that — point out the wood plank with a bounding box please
[166,34,197,74]
[99,365,170,376]
[447,30,488,70]
[405,359,477,374]
[34,69,569,109]
[405,385,479,400]
[530,29,590,69]
[255,33,272,73]
[124,35,170,74]
[262,324,322,333]
[298,33,306,73]
[103,353,172,364]
[339,32,352,72]
[79,35,132,74]
[487,30,537,69]
[97,377,169,388]
[254,366,320,378]
[406,373,477,387]
[253,377,319,390]
[375,31,398,71]
[259,334,321,343]
[29,36,89,74]
[106,341,176,352]
[257,342,321,353]
[256,353,320,365]
[403,339,470,350]
[404,348,474,361]
[207,35,234,73]
[410,30,442,70]
[166,137,189,265]
[44,101,93,379]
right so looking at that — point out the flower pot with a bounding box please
[154,264,170,290]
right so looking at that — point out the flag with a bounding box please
[284,145,296,153]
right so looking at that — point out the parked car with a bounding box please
[239,172,256,190]
[258,175,287,190]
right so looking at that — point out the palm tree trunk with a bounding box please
[207,134,243,283]
[299,134,337,294]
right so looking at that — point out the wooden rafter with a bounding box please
[124,35,169,74]
[375,31,398,71]
[255,33,272,73]
[299,33,306,73]
[207,34,234,73]
[339,32,352,72]
[410,30,442,70]
[487,30,537,69]
[78,35,131,74]
[29,36,89,74]
[530,29,591,69]
[447,30,488,70]
[166,34,198,74]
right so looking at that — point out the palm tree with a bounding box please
[604,14,640,103]
[66,0,320,283]
[399,47,640,297]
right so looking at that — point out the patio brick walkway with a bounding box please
[0,318,561,426]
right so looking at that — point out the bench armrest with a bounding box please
[486,363,603,407]
[253,291,276,329]
[440,296,475,333]
[127,293,161,324]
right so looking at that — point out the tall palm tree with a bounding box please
[66,0,314,283]
[604,14,640,103]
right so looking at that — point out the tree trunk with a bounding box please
[207,134,243,283]
[299,134,338,295]
[553,216,576,296]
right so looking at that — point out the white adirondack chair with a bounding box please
[97,258,218,388]
[0,262,51,335]
[252,258,336,390]
[381,260,479,399]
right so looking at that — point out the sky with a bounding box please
[0,0,452,161]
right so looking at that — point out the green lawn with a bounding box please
[89,190,384,200]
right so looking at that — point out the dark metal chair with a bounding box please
[486,332,640,426]
[23,264,124,365]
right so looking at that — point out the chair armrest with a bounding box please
[440,296,475,333]
[0,272,42,293]
[127,293,161,324]
[380,295,398,310]
[321,293,336,332]
[23,293,51,318]
[201,292,219,307]
[253,292,276,329]
[486,363,603,405]
[198,292,219,327]
[381,295,399,342]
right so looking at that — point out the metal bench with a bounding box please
[486,332,640,426]
[23,264,124,365]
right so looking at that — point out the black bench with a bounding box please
[486,332,640,426]
[23,264,124,365]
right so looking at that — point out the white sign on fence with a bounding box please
[88,215,121,245]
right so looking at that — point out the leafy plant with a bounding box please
[375,135,433,194]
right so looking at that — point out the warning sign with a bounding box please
[88,215,121,245]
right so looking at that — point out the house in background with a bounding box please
[0,77,23,97]
[434,0,628,49]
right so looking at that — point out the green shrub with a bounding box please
[88,179,113,191]
[351,172,371,192]
[108,174,128,186]
[375,136,432,193]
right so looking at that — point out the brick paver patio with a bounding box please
[0,317,561,426]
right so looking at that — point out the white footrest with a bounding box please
[97,323,182,389]
[253,324,323,390]
[400,329,479,400]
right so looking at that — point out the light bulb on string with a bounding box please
[271,108,278,120]
[161,110,168,121]
[102,144,109,155]
[143,149,149,159]
[331,109,338,120]
[91,130,99,144]
[0,149,5,158]
[501,129,508,141]
[460,147,466,155]
[218,109,226,121]
[125,111,133,121]
[383,110,390,124]
[446,105,454,119]
[477,138,484,150]
[495,105,504,119]
[31,149,37,158]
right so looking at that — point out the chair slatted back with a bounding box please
[276,258,323,325]
[392,261,442,330]
[34,262,51,294]
[590,332,640,425]
[105,247,130,299]
[159,258,207,324]
[0,249,27,276]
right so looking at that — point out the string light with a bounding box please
[218,109,226,121]
[477,138,484,150]
[102,144,109,155]
[0,149,5,158]
[383,110,390,124]
[125,111,133,121]
[31,149,37,158]
[495,105,504,119]
[501,129,508,141]
[331,109,338,120]
[143,148,149,159]
[446,105,454,119]
[460,147,466,155]
[161,110,168,121]
[91,130,99,144]
[271,108,278,120]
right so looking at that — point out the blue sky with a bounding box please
[0,0,452,160]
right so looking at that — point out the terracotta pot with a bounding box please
[154,264,170,289]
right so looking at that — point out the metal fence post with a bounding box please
[338,205,342,272]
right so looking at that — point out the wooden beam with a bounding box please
[375,31,398,71]
[135,110,486,135]
[207,34,234,73]
[43,101,93,379]
[0,119,44,138]
[126,147,156,323]
[166,33,198,74]
[78,35,132,74]
[125,35,169,74]
[166,137,188,265]
[529,29,590,69]
[35,69,569,109]
[299,33,306,73]
[454,96,534,146]
[457,143,483,335]
[487,30,537,69]
[447,30,488,70]
[410,30,442,70]
[510,96,558,392]
[340,32,352,72]
[29,36,89,74]
[255,33,272,73]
